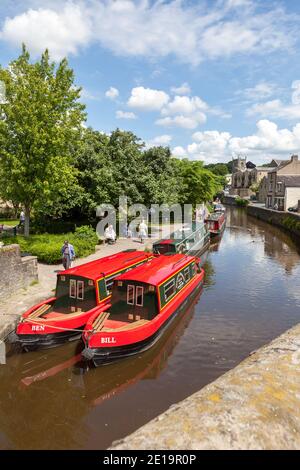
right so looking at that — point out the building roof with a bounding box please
[116,254,195,286]
[277,175,300,188]
[255,166,272,171]
[62,250,151,281]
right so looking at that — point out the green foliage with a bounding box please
[236,197,250,207]
[173,159,223,205]
[0,45,86,235]
[1,226,97,264]
[282,217,300,232]
[204,163,229,176]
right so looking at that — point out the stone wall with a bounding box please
[111,323,300,450]
[247,205,300,240]
[0,245,38,301]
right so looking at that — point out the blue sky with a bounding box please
[1,0,300,164]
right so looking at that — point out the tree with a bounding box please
[174,159,223,205]
[0,45,86,235]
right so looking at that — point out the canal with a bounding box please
[0,207,300,450]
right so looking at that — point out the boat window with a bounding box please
[136,286,144,306]
[184,267,190,282]
[69,279,76,298]
[127,285,135,305]
[164,278,176,302]
[105,277,114,296]
[77,280,84,300]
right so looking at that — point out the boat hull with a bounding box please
[82,274,204,367]
[8,328,84,352]
[10,301,109,352]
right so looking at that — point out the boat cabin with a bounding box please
[52,250,152,314]
[107,254,198,323]
[205,212,226,235]
[153,222,209,257]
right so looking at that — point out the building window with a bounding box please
[69,279,76,298]
[77,281,84,300]
[277,182,283,192]
[127,285,135,305]
[136,286,144,307]
[164,278,176,302]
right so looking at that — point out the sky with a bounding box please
[1,0,300,165]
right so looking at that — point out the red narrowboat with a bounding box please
[82,254,205,366]
[205,211,226,237]
[9,250,152,351]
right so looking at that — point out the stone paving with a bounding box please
[0,237,153,341]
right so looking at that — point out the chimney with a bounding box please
[291,154,299,162]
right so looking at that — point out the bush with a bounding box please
[236,197,249,207]
[282,217,300,232]
[1,225,98,264]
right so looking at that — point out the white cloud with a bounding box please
[248,81,300,120]
[147,134,172,147]
[80,87,101,101]
[128,86,169,111]
[105,86,119,100]
[172,120,300,164]
[116,110,136,119]
[161,96,208,116]
[0,3,92,60]
[156,113,207,130]
[172,146,187,158]
[170,83,191,95]
[0,1,296,65]
[241,81,276,101]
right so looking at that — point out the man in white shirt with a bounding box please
[104,224,116,244]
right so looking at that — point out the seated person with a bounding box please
[104,224,116,244]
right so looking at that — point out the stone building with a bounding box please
[266,155,300,211]
[230,156,272,198]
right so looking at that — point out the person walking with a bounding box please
[61,240,75,270]
[19,210,25,227]
[139,219,148,244]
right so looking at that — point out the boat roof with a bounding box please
[206,212,225,220]
[62,250,151,281]
[153,222,205,245]
[116,254,195,286]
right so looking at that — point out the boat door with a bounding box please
[126,283,156,321]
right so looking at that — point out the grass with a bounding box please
[0,219,18,226]
[1,225,98,264]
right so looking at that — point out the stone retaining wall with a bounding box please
[0,244,38,301]
[111,323,300,450]
[247,205,300,240]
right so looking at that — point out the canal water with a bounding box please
[0,207,300,450]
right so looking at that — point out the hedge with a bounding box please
[1,225,98,264]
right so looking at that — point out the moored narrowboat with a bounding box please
[9,250,152,351]
[81,254,205,366]
[153,222,210,265]
[205,211,226,237]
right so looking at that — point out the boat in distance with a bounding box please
[205,211,226,237]
[82,253,205,366]
[152,222,210,265]
[9,250,152,351]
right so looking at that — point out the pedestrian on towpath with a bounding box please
[61,240,75,270]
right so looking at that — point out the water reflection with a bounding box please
[0,207,299,450]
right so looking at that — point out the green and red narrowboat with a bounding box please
[153,222,210,266]
[82,254,205,366]
[9,250,152,351]
[205,211,226,237]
